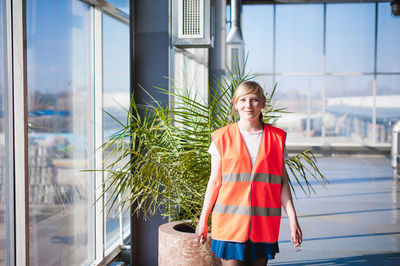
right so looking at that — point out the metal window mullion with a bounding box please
[102,4,129,25]
[93,5,105,264]
[372,2,378,144]
[12,0,29,265]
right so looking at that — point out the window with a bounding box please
[0,0,8,264]
[276,4,323,73]
[326,3,375,73]
[242,5,273,73]
[242,2,400,145]
[0,0,131,264]
[377,3,400,72]
[103,12,130,250]
[26,0,95,264]
[275,76,323,143]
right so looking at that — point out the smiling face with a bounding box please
[234,93,265,121]
[232,81,266,123]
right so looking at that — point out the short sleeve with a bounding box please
[208,141,221,158]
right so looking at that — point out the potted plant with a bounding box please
[100,64,327,265]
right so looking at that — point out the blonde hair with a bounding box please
[231,81,266,123]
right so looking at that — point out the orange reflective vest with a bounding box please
[211,123,286,243]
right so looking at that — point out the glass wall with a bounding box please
[242,2,400,145]
[276,4,323,74]
[26,0,95,264]
[103,13,130,250]
[242,5,273,74]
[0,0,131,264]
[0,0,7,264]
[377,3,400,143]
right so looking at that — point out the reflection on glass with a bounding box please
[326,75,374,143]
[242,5,273,73]
[103,13,130,250]
[26,0,94,265]
[326,3,375,73]
[377,3,400,73]
[376,75,400,143]
[0,0,7,264]
[106,0,129,15]
[274,76,322,143]
[276,4,323,73]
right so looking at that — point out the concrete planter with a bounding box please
[159,221,221,266]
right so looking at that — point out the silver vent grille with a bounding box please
[181,0,203,38]
[173,0,214,48]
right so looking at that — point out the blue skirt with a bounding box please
[211,239,279,262]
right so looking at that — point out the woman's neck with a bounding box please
[238,119,263,132]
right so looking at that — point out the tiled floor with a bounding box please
[272,156,400,265]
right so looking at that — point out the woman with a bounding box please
[196,81,302,266]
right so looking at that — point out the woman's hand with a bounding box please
[195,218,208,245]
[290,222,302,248]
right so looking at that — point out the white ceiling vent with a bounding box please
[172,0,214,48]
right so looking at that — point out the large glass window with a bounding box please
[0,0,7,264]
[242,5,273,73]
[26,0,95,265]
[276,4,323,73]
[376,74,400,143]
[242,2,400,145]
[326,75,374,143]
[103,13,130,250]
[326,3,375,73]
[275,76,323,143]
[377,3,400,73]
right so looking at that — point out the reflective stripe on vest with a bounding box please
[211,123,286,243]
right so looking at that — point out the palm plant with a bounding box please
[100,63,327,229]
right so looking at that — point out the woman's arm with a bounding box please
[281,161,303,247]
[195,154,222,244]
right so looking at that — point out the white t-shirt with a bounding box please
[208,125,287,166]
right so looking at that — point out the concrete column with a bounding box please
[131,1,170,265]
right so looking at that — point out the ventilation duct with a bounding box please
[226,0,244,72]
[172,0,214,48]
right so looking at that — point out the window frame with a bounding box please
[7,0,130,265]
